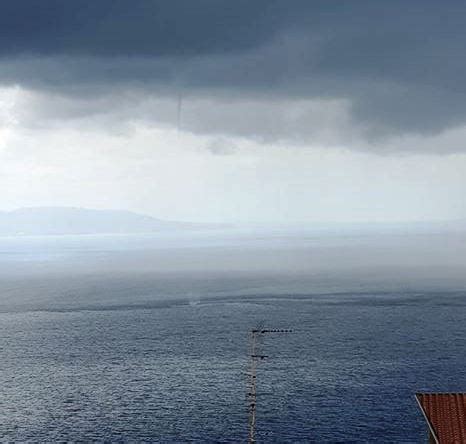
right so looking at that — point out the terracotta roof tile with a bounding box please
[416,393,466,443]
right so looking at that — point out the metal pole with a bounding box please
[248,329,258,444]
[247,328,291,443]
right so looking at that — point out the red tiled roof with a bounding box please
[416,393,466,444]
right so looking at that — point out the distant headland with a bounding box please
[0,207,225,236]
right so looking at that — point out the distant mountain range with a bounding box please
[0,207,224,236]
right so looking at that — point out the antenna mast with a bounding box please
[247,328,291,444]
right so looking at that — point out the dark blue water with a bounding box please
[1,231,466,442]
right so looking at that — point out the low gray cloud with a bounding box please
[1,1,466,147]
[205,138,238,156]
[6,87,360,148]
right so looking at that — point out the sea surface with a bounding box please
[1,228,466,443]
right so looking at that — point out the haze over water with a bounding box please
[1,228,466,442]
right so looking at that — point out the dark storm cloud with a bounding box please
[0,0,283,57]
[2,0,466,140]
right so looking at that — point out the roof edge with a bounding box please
[415,394,439,444]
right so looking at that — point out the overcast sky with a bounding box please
[1,1,466,223]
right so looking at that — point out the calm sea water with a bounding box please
[1,229,466,442]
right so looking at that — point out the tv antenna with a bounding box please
[247,326,292,444]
